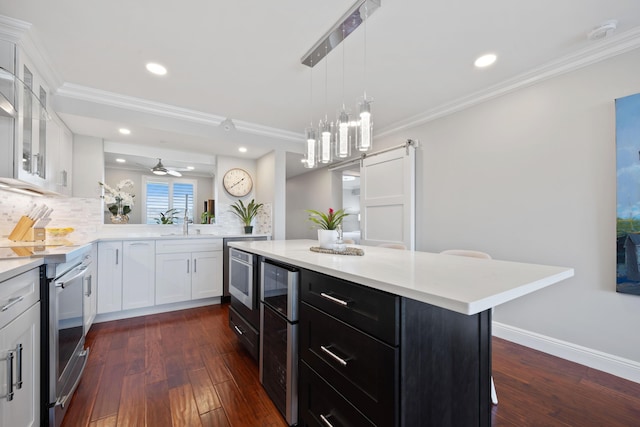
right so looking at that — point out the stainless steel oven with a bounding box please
[260,259,299,426]
[43,249,91,427]
[229,247,256,310]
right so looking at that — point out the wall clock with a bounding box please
[223,168,253,197]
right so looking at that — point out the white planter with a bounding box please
[317,229,338,249]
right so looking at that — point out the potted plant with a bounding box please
[230,199,263,234]
[154,208,179,224]
[306,208,349,249]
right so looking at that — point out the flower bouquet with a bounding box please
[100,180,135,223]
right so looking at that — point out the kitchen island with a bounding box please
[229,239,574,427]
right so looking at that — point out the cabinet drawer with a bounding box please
[0,267,40,329]
[299,361,376,427]
[300,302,398,426]
[300,269,399,345]
[156,238,222,253]
[229,306,259,360]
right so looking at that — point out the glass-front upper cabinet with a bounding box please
[16,51,49,184]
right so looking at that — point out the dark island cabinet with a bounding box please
[298,269,492,427]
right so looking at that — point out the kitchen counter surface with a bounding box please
[0,257,43,282]
[229,239,574,315]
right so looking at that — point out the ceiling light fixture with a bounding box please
[187,166,195,170]
[151,158,182,176]
[118,128,131,135]
[474,53,497,68]
[319,45,334,165]
[238,147,247,153]
[146,62,167,76]
[587,19,618,40]
[116,158,126,163]
[304,56,317,169]
[301,0,379,168]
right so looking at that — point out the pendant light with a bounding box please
[335,25,352,159]
[318,45,334,164]
[304,56,317,169]
[356,2,373,152]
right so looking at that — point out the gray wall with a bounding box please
[369,48,640,362]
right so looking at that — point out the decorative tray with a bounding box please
[310,246,364,256]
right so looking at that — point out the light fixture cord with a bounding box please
[342,25,346,108]
[309,56,314,126]
[324,44,329,121]
[363,3,368,98]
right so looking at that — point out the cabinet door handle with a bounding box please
[320,292,349,307]
[320,345,348,367]
[85,275,92,297]
[15,344,23,389]
[320,414,334,427]
[233,325,244,335]
[5,350,14,401]
[187,259,190,273]
[115,249,119,265]
[194,259,197,273]
[1,295,24,312]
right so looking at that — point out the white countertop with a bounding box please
[229,239,574,315]
[0,258,44,282]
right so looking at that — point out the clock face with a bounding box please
[223,168,253,197]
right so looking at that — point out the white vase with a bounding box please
[317,229,337,249]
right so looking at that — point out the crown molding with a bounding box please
[0,15,30,42]
[377,27,640,138]
[56,83,303,143]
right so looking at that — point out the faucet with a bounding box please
[183,214,190,235]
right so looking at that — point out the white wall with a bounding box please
[216,156,257,230]
[286,167,343,239]
[256,150,286,239]
[72,135,104,198]
[371,49,640,363]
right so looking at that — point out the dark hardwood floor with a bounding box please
[61,304,640,427]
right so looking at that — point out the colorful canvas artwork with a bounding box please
[616,93,640,295]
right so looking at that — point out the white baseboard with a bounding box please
[493,322,640,384]
[93,297,222,324]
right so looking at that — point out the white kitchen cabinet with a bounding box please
[97,241,123,314]
[155,252,191,305]
[122,241,155,310]
[155,239,223,305]
[192,251,223,299]
[97,240,156,313]
[0,268,40,427]
[83,243,98,333]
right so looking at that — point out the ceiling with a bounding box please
[1,1,639,178]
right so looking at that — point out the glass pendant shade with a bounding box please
[356,98,373,152]
[319,119,334,164]
[304,127,317,169]
[335,110,351,158]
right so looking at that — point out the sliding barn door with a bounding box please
[360,144,415,249]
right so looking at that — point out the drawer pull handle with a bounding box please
[1,296,25,312]
[320,414,334,427]
[320,345,348,367]
[233,325,244,335]
[320,292,349,307]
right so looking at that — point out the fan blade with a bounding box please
[168,169,182,177]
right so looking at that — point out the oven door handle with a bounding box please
[55,348,90,409]
[54,265,88,288]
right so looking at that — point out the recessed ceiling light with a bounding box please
[119,128,131,135]
[474,54,497,68]
[238,147,247,153]
[342,175,356,182]
[116,158,126,163]
[186,166,195,170]
[146,62,167,76]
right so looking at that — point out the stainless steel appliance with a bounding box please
[260,259,299,426]
[223,236,268,300]
[229,247,261,360]
[42,247,92,427]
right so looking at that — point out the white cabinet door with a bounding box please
[122,241,155,310]
[192,250,223,299]
[97,241,123,314]
[155,253,191,305]
[0,302,40,427]
[83,243,97,333]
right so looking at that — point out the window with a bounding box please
[143,177,196,224]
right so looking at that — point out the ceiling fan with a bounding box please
[147,158,184,177]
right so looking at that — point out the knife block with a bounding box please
[8,216,35,241]
[22,227,47,242]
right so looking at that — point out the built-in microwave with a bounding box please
[229,247,256,310]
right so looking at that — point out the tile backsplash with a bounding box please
[0,190,103,240]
